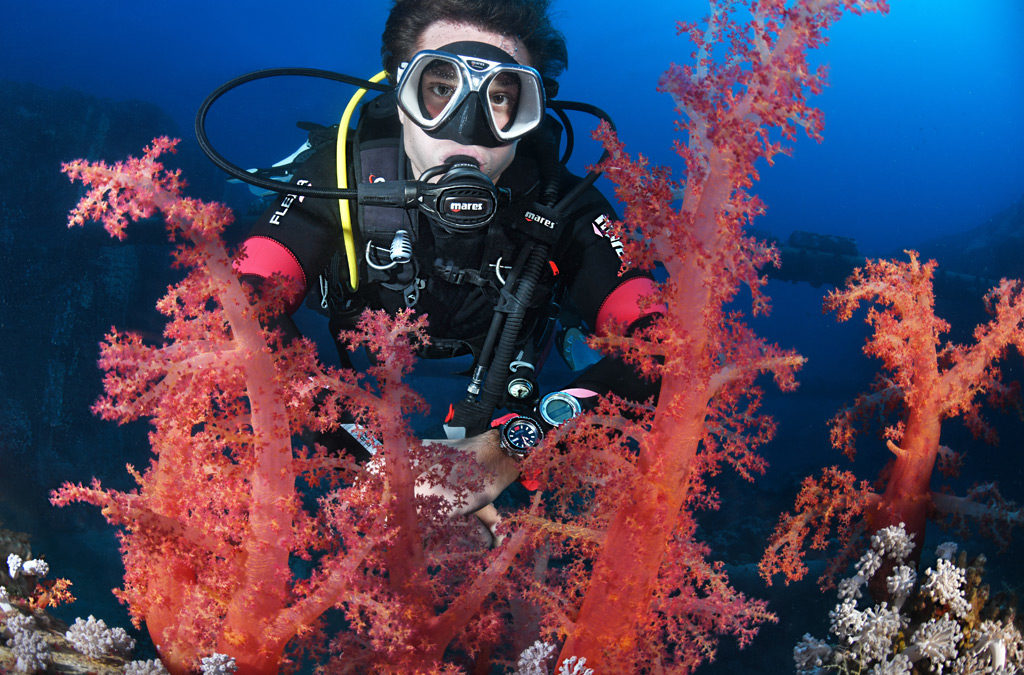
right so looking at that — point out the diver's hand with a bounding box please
[417,430,520,518]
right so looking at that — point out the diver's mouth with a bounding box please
[444,154,482,168]
[443,151,485,168]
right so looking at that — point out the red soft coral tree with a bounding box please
[500,1,887,671]
[51,139,537,673]
[761,251,1024,592]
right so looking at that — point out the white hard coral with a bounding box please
[849,603,905,663]
[64,614,136,658]
[838,524,915,604]
[515,640,556,675]
[793,633,832,669]
[200,653,237,674]
[6,554,23,580]
[869,651,911,674]
[794,524,1024,674]
[558,655,595,675]
[125,658,172,674]
[920,558,971,619]
[954,618,1024,673]
[886,565,917,609]
[5,613,50,673]
[19,560,48,578]
[904,615,962,670]
[6,554,48,580]
[870,524,915,562]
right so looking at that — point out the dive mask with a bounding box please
[396,41,545,147]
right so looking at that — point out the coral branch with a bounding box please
[761,467,876,586]
[52,141,528,672]
[765,251,1024,596]
[543,1,888,670]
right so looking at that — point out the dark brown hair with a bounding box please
[381,0,568,87]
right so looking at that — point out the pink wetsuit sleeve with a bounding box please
[595,277,665,336]
[233,236,308,314]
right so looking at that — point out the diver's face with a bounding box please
[399,21,531,182]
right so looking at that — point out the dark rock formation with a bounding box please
[0,80,226,518]
[917,193,1024,281]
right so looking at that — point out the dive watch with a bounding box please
[499,415,543,460]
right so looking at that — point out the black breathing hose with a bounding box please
[192,68,619,435]
[194,67,390,200]
[459,131,564,435]
[193,67,616,207]
[476,243,549,425]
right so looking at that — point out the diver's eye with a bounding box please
[429,84,456,99]
[419,59,461,118]
[487,72,521,111]
[421,76,459,118]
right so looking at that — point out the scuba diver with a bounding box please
[207,0,662,525]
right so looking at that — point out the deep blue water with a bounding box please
[3,1,1024,672]
[7,1,1023,253]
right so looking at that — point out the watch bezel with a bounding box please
[499,415,543,459]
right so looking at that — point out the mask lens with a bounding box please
[398,49,545,143]
[486,71,522,132]
[418,58,462,121]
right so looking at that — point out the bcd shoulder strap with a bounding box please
[352,92,408,251]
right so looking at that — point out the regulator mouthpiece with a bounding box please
[415,157,509,231]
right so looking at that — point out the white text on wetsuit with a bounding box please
[269,179,309,225]
[524,210,556,229]
[592,213,625,258]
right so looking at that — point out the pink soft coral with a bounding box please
[501,1,887,671]
[52,139,534,673]
[762,252,1024,592]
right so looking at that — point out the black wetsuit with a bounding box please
[237,121,660,439]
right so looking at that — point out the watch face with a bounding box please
[501,417,542,458]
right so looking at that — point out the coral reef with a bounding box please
[794,523,1023,673]
[124,660,170,675]
[64,615,136,659]
[44,0,897,670]
[50,137,549,673]
[762,252,1024,591]
[4,613,49,674]
[1,606,144,674]
[1,527,242,673]
[3,535,75,613]
[519,0,886,671]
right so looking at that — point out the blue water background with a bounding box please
[7,1,1023,253]
[3,0,1024,671]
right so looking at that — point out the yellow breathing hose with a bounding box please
[336,70,389,291]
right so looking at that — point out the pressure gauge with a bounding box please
[538,391,582,427]
[499,415,543,459]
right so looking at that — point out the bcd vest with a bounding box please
[309,92,566,364]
